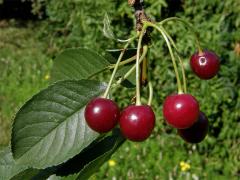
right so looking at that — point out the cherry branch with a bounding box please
[128,0,152,44]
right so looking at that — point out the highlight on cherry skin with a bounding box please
[190,50,220,80]
[163,93,200,129]
[84,97,120,133]
[178,111,209,143]
[119,105,155,142]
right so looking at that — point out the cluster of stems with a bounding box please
[102,17,202,106]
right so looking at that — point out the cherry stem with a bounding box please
[103,36,137,98]
[108,55,136,69]
[112,46,148,88]
[158,17,203,53]
[160,26,187,93]
[147,55,153,105]
[136,26,146,105]
[144,21,183,94]
[176,54,187,93]
[88,55,136,79]
[147,81,153,106]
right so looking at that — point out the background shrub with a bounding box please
[0,0,239,179]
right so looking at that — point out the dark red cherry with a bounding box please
[190,50,220,79]
[178,111,209,143]
[163,93,199,129]
[119,105,155,142]
[84,98,120,133]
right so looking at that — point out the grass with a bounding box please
[0,20,51,146]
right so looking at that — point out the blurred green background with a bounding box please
[0,0,240,179]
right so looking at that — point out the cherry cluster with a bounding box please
[84,49,220,143]
[85,98,155,142]
[163,50,220,143]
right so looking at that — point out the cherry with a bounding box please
[178,111,209,143]
[190,50,220,79]
[84,97,120,133]
[163,93,199,129]
[119,105,155,142]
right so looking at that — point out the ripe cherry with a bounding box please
[163,93,199,129]
[84,97,120,133]
[119,105,155,142]
[190,50,220,79]
[178,111,209,143]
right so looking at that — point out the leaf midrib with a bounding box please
[15,106,86,161]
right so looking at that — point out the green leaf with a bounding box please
[11,166,62,180]
[0,147,28,180]
[11,169,43,180]
[11,131,124,180]
[52,129,124,177]
[14,130,125,180]
[11,131,123,180]
[51,48,110,82]
[76,130,125,180]
[47,174,79,180]
[103,13,115,40]
[103,13,132,43]
[11,80,106,169]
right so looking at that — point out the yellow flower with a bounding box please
[108,159,116,167]
[180,161,185,166]
[180,161,191,172]
[44,74,50,80]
